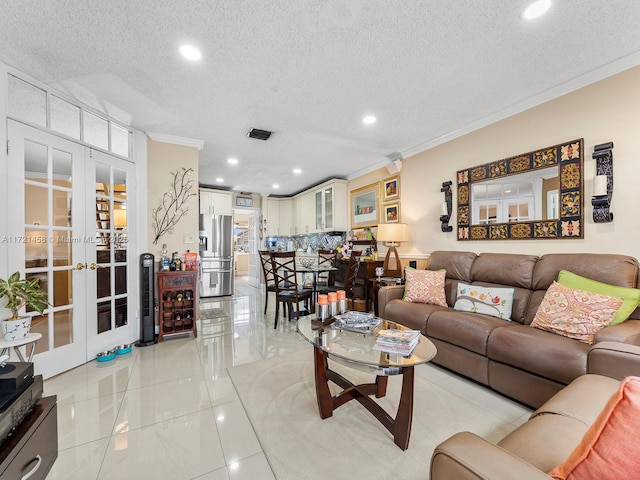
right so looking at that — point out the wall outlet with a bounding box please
[184,233,196,244]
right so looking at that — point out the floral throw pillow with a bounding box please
[453,283,515,320]
[531,281,624,344]
[403,269,447,307]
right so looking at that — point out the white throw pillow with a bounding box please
[453,283,515,320]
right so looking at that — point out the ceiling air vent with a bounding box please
[247,128,272,141]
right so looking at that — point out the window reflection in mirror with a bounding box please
[470,166,558,224]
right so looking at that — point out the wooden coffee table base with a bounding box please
[313,346,415,450]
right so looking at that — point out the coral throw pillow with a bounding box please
[557,269,640,326]
[453,283,515,320]
[530,281,624,344]
[403,269,447,307]
[549,376,640,480]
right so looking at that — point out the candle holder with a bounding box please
[440,181,453,232]
[591,142,614,223]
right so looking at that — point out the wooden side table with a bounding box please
[370,278,404,316]
[0,332,43,363]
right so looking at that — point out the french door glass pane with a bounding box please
[31,314,49,355]
[52,190,72,227]
[115,298,127,327]
[53,310,73,348]
[53,270,72,307]
[52,149,73,186]
[24,141,48,183]
[97,302,111,334]
[25,228,48,266]
[52,231,72,266]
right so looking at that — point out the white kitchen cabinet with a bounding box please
[199,188,233,216]
[295,192,315,234]
[314,180,347,232]
[279,199,293,235]
[264,198,280,236]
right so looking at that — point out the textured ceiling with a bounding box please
[1,1,640,195]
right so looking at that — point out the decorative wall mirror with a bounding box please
[457,138,583,240]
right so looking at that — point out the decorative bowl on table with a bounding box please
[299,258,315,268]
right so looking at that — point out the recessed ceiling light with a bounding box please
[522,0,551,20]
[228,158,238,165]
[216,177,224,183]
[293,168,302,174]
[363,115,377,125]
[272,184,280,189]
[179,44,202,61]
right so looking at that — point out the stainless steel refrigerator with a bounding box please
[199,214,234,297]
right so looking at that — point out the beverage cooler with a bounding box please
[199,214,234,297]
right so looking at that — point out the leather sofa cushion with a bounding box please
[383,298,447,334]
[427,310,514,355]
[471,281,532,324]
[498,414,588,473]
[471,253,538,289]
[532,253,639,291]
[488,324,589,385]
[427,251,476,283]
[532,374,619,426]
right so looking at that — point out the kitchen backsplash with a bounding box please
[266,232,346,252]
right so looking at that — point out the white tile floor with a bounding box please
[43,276,532,480]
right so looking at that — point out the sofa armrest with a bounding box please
[593,319,640,345]
[378,285,405,316]
[588,341,640,380]
[431,432,552,480]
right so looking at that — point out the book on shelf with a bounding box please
[373,329,421,355]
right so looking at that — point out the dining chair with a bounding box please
[316,249,337,289]
[343,251,363,300]
[258,250,277,314]
[318,251,362,299]
[270,251,314,328]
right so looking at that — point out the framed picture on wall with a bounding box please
[350,182,379,228]
[384,203,400,223]
[383,176,400,201]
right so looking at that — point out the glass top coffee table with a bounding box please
[297,316,437,450]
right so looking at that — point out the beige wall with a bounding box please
[146,138,199,256]
[349,65,640,260]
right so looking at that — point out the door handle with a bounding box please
[74,263,87,270]
[90,263,107,270]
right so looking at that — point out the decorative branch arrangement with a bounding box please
[152,167,196,245]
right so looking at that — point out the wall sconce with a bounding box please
[440,181,453,232]
[591,142,614,223]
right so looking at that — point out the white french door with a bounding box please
[7,120,136,378]
[85,150,136,357]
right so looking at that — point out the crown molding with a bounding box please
[146,132,204,150]
[401,51,640,160]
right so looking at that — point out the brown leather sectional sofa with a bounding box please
[430,341,640,479]
[378,251,640,408]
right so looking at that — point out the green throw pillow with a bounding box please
[557,270,640,326]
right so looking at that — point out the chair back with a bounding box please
[270,251,301,295]
[344,251,363,298]
[259,250,275,285]
[317,249,337,285]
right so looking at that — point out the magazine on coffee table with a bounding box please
[332,312,381,334]
[373,329,421,356]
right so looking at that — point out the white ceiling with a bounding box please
[2,1,640,196]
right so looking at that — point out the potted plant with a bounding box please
[0,271,49,341]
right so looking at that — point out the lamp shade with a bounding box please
[377,223,408,243]
[113,208,127,228]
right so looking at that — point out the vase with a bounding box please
[1,317,32,341]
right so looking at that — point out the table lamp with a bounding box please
[376,223,408,277]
